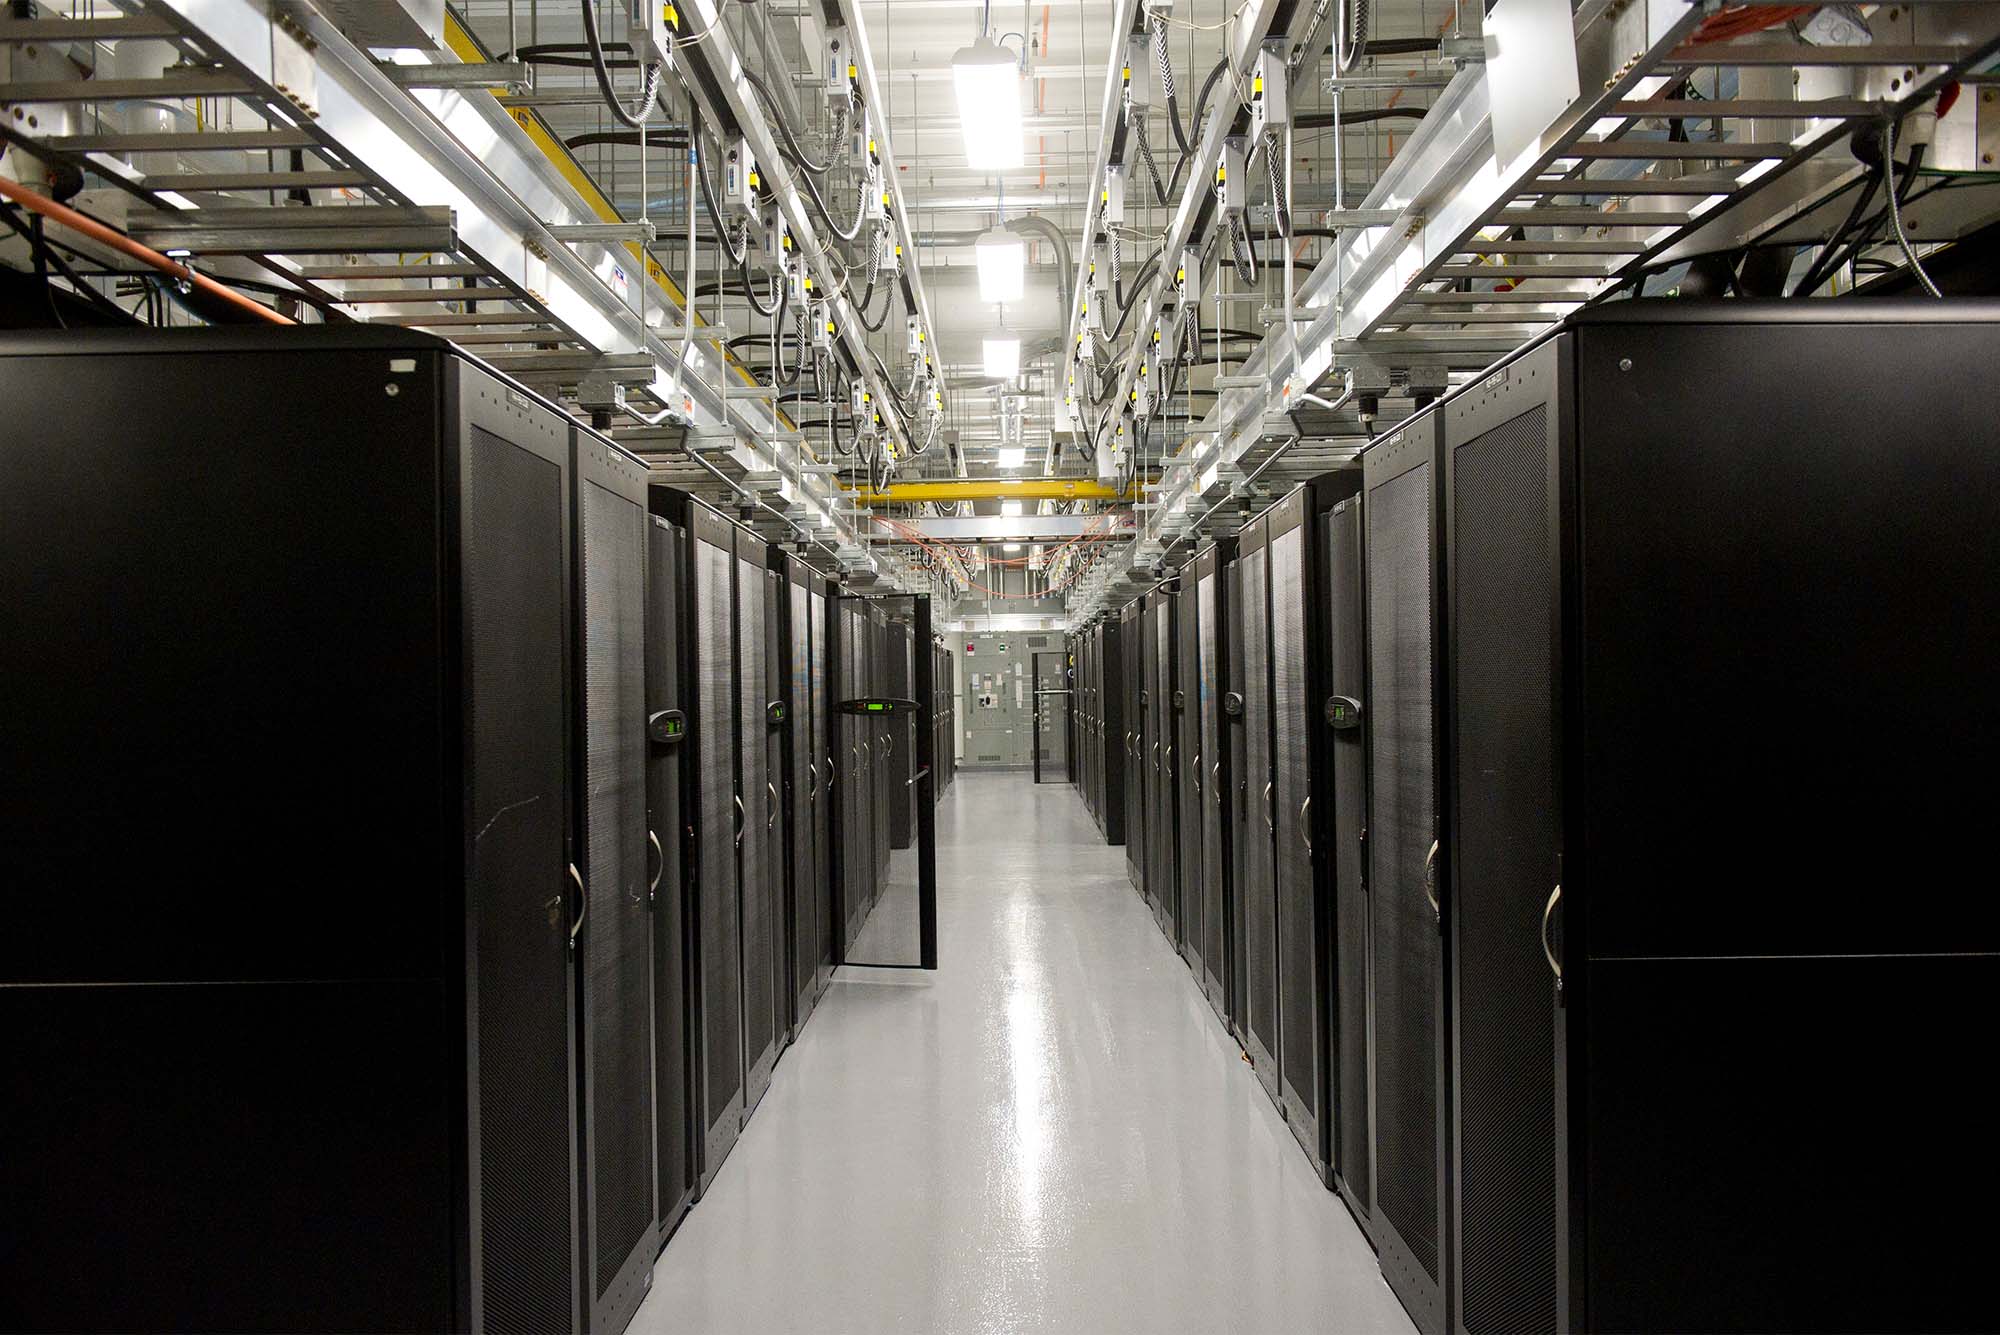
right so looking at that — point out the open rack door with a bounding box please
[830,593,939,970]
[1030,651,1071,784]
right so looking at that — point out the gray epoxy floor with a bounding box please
[635,772,1412,1335]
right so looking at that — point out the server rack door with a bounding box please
[840,605,867,950]
[1196,552,1230,1021]
[1122,604,1145,889]
[787,566,819,1033]
[688,510,744,1188]
[1176,581,1203,969]
[1444,348,1561,1335]
[1140,596,1163,921]
[1239,532,1281,1103]
[1362,417,1449,1335]
[872,609,892,889]
[1324,496,1372,1230]
[1102,621,1126,847]
[890,625,917,845]
[1151,593,1178,939]
[1270,494,1324,1175]
[1225,562,1250,1038]
[458,374,584,1335]
[811,585,836,993]
[571,438,657,1332]
[737,536,778,1114]
[644,518,695,1238]
[764,568,788,1049]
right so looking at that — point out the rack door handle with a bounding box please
[1542,883,1563,990]
[734,794,746,848]
[826,754,836,790]
[647,829,663,901]
[1211,760,1221,796]
[1300,796,1313,856]
[1192,750,1202,792]
[567,863,586,951]
[767,781,777,830]
[807,762,819,802]
[1263,781,1275,831]
[1424,839,1441,923]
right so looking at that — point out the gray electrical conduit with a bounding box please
[1182,376,1355,536]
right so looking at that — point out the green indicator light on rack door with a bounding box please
[868,702,886,712]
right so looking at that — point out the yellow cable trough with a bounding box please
[847,479,1138,504]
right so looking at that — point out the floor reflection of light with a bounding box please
[1005,900,1050,1243]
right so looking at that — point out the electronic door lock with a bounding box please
[766,700,787,728]
[1223,691,1244,717]
[1172,689,1186,711]
[647,709,686,745]
[1324,694,1362,730]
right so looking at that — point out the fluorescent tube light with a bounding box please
[975,228,1025,303]
[951,37,1023,170]
[996,446,1026,469]
[1000,500,1023,517]
[982,337,1020,380]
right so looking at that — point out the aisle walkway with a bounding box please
[636,772,1412,1335]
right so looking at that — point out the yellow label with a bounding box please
[1253,75,1263,95]
[826,321,836,334]
[748,171,759,188]
[848,63,857,78]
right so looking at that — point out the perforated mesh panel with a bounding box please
[1367,460,1440,1281]
[1271,527,1317,1118]
[737,561,773,1071]
[1177,589,1201,955]
[645,521,692,1221]
[1198,575,1226,982]
[1326,506,1371,1210]
[695,541,742,1127]
[791,581,815,1005]
[464,426,573,1335]
[810,591,833,974]
[1241,548,1277,1060]
[581,481,653,1294]
[1452,406,1559,1335]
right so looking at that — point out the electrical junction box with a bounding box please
[824,27,851,100]
[1217,136,1247,212]
[1249,42,1286,139]
[722,138,756,219]
[626,0,672,65]
[1103,164,1127,225]
[1123,34,1151,114]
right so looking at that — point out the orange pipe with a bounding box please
[0,176,293,325]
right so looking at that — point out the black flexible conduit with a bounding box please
[1153,18,1188,157]
[578,0,661,130]
[689,102,748,265]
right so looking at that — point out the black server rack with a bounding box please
[1140,587,1174,932]
[0,328,584,1332]
[871,606,892,891]
[1235,513,1280,1102]
[888,621,917,849]
[1361,411,1449,1335]
[1192,543,1232,1025]
[1121,600,1146,890]
[570,435,658,1333]
[1099,618,1127,846]
[1224,557,1250,1037]
[655,492,747,1193]
[762,561,788,1054]
[1440,304,2000,1335]
[1175,574,1203,967]
[644,514,696,1242]
[1321,489,1371,1230]
[1268,485,1327,1174]
[778,552,821,1036]
[736,529,779,1115]
[812,579,838,990]
[834,597,870,949]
